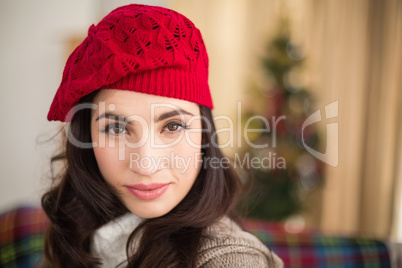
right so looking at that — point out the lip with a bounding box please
[126,183,170,200]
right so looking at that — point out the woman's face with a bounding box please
[91,89,203,218]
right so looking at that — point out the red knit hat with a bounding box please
[47,4,213,122]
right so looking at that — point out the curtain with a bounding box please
[302,0,402,239]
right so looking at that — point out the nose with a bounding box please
[127,133,164,176]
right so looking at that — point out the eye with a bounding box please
[163,121,189,133]
[101,123,127,135]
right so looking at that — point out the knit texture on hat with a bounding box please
[47,4,213,122]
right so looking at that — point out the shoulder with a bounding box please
[196,217,283,268]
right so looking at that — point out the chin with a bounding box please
[126,203,174,219]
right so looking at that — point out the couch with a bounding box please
[0,205,395,267]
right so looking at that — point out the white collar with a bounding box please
[91,212,142,267]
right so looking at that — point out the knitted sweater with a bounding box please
[197,217,283,267]
[91,213,283,267]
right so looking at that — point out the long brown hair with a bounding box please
[41,90,243,267]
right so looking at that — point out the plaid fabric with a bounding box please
[0,207,392,268]
[0,206,48,268]
[243,220,391,268]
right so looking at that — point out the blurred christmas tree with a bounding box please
[240,20,324,221]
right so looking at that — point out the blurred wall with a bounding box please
[0,0,96,210]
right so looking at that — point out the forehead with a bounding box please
[92,89,201,117]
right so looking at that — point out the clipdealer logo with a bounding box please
[64,100,339,168]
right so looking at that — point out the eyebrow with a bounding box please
[95,109,194,123]
[157,109,194,121]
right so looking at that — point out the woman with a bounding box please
[41,4,283,268]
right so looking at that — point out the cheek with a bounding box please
[92,146,125,187]
[171,132,203,178]
[91,124,122,184]
[92,148,110,176]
